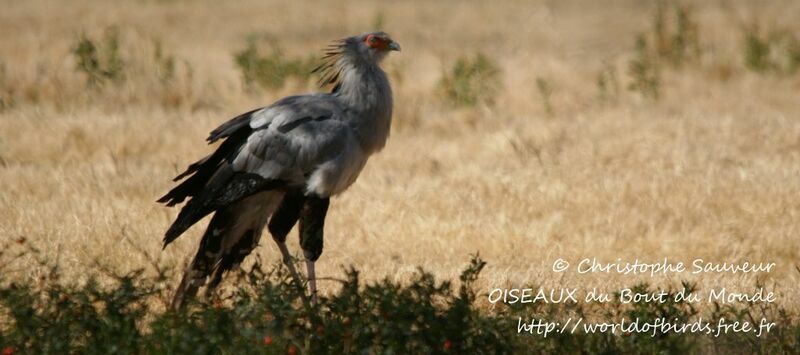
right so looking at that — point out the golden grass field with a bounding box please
[1,0,799,309]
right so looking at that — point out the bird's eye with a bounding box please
[369,36,379,44]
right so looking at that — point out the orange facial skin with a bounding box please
[365,34,390,50]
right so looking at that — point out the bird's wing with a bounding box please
[233,94,349,183]
[160,94,350,245]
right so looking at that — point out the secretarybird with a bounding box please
[158,32,400,308]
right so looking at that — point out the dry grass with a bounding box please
[1,0,799,310]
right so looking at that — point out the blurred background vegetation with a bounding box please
[1,0,799,352]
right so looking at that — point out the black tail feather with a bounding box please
[171,209,232,308]
[206,228,259,292]
[207,107,261,143]
[158,128,251,207]
[163,171,282,247]
[173,155,211,182]
[170,207,263,309]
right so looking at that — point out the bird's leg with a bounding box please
[276,242,304,289]
[268,190,306,290]
[171,261,207,309]
[299,195,329,304]
[304,251,317,303]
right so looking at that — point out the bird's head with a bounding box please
[335,31,400,66]
[358,32,401,57]
[314,32,400,87]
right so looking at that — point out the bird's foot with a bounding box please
[304,251,317,305]
[276,242,305,291]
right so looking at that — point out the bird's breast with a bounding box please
[304,134,370,197]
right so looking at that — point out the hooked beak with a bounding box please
[388,41,401,51]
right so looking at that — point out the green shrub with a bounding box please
[535,77,554,116]
[0,252,514,354]
[0,244,798,354]
[742,25,800,74]
[70,28,182,90]
[65,27,203,110]
[626,0,700,99]
[744,30,772,73]
[439,53,500,107]
[628,34,661,99]
[72,27,125,86]
[596,65,620,103]
[153,39,176,83]
[0,63,11,111]
[652,1,700,68]
[234,41,316,91]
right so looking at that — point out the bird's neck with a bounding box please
[335,62,393,153]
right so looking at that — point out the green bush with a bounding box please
[0,252,513,354]
[0,63,11,111]
[596,65,620,103]
[152,39,177,83]
[652,1,700,68]
[234,41,316,91]
[626,0,701,99]
[70,28,182,90]
[439,53,500,107]
[628,34,662,99]
[72,27,125,86]
[742,25,800,74]
[535,77,554,116]
[0,244,798,354]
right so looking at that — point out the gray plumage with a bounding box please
[159,32,400,308]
